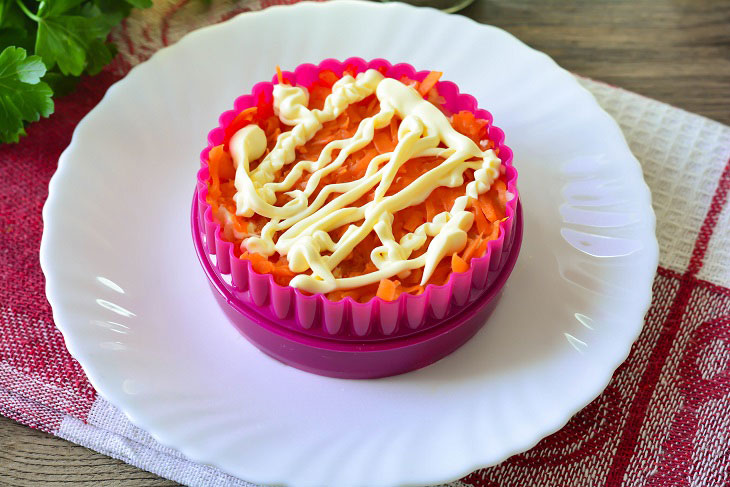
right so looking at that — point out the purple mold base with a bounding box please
[195,58,519,342]
[193,197,523,379]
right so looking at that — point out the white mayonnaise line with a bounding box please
[225,69,501,294]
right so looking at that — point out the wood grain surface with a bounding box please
[464,0,730,125]
[0,416,177,486]
[1,0,728,485]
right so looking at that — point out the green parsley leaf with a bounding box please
[42,70,78,97]
[33,0,131,77]
[85,37,114,75]
[81,1,124,29]
[91,0,132,20]
[124,0,152,8]
[0,46,54,143]
[37,0,86,18]
[0,1,35,51]
[0,0,163,143]
[36,11,111,76]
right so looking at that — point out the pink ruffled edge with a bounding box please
[194,57,518,341]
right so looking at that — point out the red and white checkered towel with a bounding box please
[1,1,729,485]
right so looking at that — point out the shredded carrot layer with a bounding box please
[451,254,469,274]
[376,278,398,301]
[206,69,510,302]
[418,70,442,97]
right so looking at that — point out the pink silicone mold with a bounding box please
[193,198,523,379]
[194,58,518,342]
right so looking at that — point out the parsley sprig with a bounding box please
[0,0,152,143]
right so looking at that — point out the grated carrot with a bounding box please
[256,90,273,119]
[272,265,295,278]
[402,284,425,295]
[389,117,398,141]
[461,236,482,262]
[373,127,398,154]
[223,107,257,150]
[376,278,398,301]
[494,179,508,207]
[451,110,488,143]
[418,71,442,97]
[471,197,489,234]
[488,221,500,240]
[209,145,235,179]
[318,70,339,87]
[403,210,423,233]
[477,195,499,222]
[451,254,469,273]
[253,259,275,274]
[208,70,508,302]
[426,198,437,223]
[477,237,489,257]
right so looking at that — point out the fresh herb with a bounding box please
[0,46,52,142]
[0,0,152,143]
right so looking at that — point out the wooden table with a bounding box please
[1,0,728,485]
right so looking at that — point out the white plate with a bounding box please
[40,2,658,486]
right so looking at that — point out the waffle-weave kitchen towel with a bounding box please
[1,1,729,485]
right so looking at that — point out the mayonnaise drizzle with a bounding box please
[226,69,501,294]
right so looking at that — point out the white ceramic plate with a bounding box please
[40,2,658,486]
